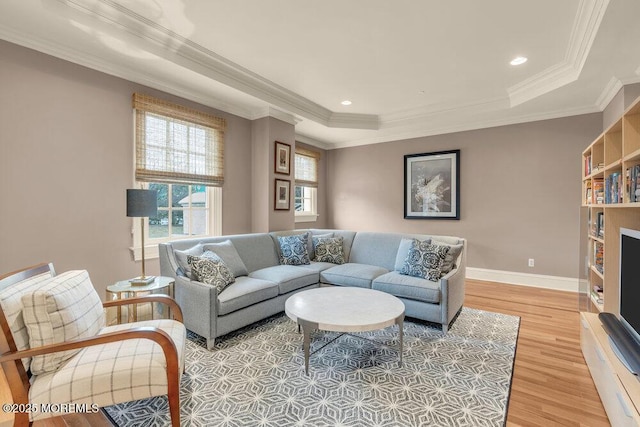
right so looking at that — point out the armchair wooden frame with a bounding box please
[0,263,184,427]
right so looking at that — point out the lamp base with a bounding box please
[129,276,156,286]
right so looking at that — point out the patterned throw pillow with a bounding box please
[400,239,450,281]
[277,234,311,265]
[313,236,346,264]
[187,251,235,293]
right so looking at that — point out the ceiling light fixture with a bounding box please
[510,56,528,66]
[341,100,352,106]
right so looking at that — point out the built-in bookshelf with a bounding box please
[582,96,640,313]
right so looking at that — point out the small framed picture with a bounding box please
[274,179,291,210]
[274,141,291,175]
[404,149,460,219]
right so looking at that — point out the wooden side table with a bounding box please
[106,276,175,323]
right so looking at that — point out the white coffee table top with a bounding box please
[285,287,405,333]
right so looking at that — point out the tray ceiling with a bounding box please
[1,0,640,149]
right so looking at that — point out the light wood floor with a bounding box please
[0,279,609,426]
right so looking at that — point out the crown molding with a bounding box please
[250,106,299,126]
[329,103,600,149]
[381,96,508,126]
[294,134,333,151]
[596,77,623,110]
[508,0,609,107]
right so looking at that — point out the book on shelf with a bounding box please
[597,212,604,238]
[593,241,604,274]
[593,178,605,204]
[626,164,640,203]
[592,162,605,173]
[585,180,592,204]
[585,155,592,176]
[591,211,605,238]
[605,172,623,204]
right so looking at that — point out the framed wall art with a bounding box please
[404,149,460,219]
[274,179,291,210]
[274,141,291,175]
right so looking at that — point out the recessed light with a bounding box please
[341,100,352,106]
[510,56,528,66]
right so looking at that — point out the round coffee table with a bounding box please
[285,287,405,374]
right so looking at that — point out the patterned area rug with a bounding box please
[105,307,520,427]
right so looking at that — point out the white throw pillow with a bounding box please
[22,270,105,375]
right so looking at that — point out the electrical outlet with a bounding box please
[528,258,535,267]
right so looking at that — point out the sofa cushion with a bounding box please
[300,261,337,273]
[249,266,318,294]
[187,251,235,293]
[320,263,388,288]
[22,270,105,375]
[313,236,346,264]
[277,234,311,265]
[217,277,279,316]
[400,240,449,281]
[372,272,440,303]
[394,237,430,271]
[174,243,204,278]
[431,240,463,274]
[203,240,249,277]
[29,319,186,417]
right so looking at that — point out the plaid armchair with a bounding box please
[0,263,186,426]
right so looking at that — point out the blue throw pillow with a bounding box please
[400,239,450,281]
[277,234,311,265]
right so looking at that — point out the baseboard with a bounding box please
[466,267,579,292]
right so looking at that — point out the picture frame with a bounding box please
[274,141,291,175]
[404,149,460,219]
[274,179,291,210]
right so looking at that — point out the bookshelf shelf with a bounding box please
[589,293,603,312]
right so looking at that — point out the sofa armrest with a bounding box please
[174,275,218,341]
[439,244,467,328]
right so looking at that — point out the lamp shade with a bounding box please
[126,189,158,218]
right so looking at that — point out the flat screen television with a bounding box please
[620,227,640,345]
[600,228,640,375]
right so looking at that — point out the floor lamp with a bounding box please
[127,189,158,285]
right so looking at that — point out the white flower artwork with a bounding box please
[404,150,459,219]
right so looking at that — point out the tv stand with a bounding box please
[581,312,640,426]
[599,312,640,375]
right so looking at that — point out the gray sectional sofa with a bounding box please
[159,229,466,349]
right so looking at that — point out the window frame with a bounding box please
[294,185,318,223]
[131,184,222,261]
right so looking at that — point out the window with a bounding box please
[294,147,320,222]
[131,94,225,259]
[147,183,211,239]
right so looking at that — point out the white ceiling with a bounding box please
[2,0,640,149]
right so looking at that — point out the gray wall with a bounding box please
[0,40,254,298]
[603,83,640,130]
[326,114,602,278]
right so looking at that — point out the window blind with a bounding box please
[295,147,320,187]
[133,93,226,186]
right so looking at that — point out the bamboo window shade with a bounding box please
[133,93,226,186]
[295,147,320,187]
